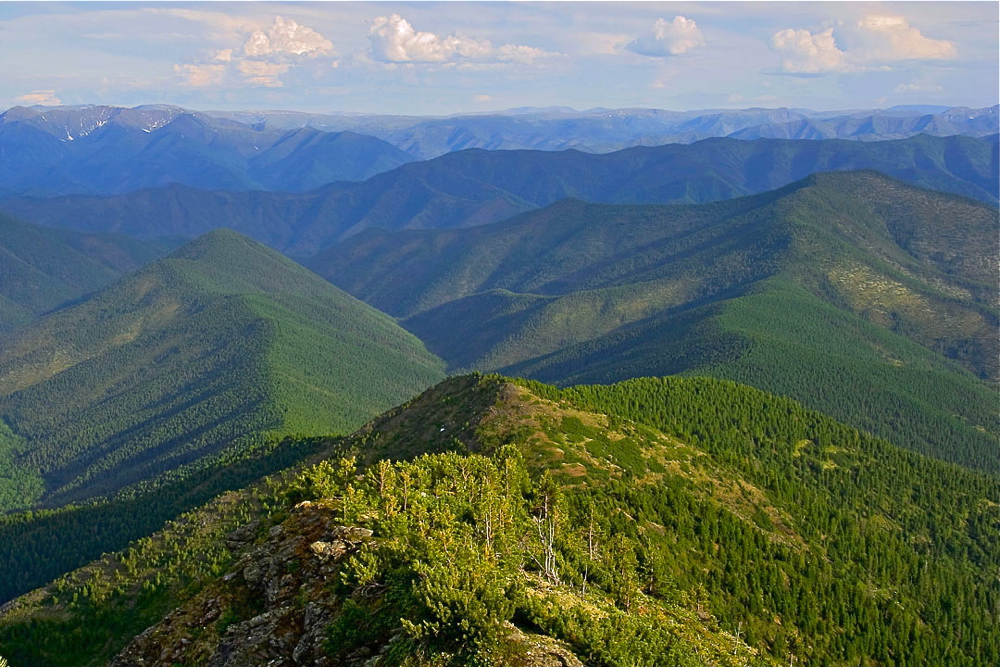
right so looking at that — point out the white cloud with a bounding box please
[770,14,956,76]
[627,16,705,57]
[238,60,290,87]
[243,16,333,58]
[855,15,956,61]
[172,15,334,89]
[770,28,850,73]
[173,63,226,87]
[13,90,62,106]
[473,94,493,103]
[367,14,556,65]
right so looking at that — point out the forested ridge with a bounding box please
[314,171,1000,472]
[0,375,995,666]
[0,229,444,512]
[0,212,174,333]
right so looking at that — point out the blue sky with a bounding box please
[1,2,997,114]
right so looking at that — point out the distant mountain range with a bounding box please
[3,133,995,256]
[1,104,995,199]
[311,171,1000,473]
[0,228,443,511]
[0,105,417,196]
[209,103,1000,158]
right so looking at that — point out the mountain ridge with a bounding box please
[0,228,445,511]
[2,133,995,256]
[1,373,996,667]
[310,171,1000,472]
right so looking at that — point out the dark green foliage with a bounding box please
[0,212,172,332]
[1,374,996,666]
[511,375,1000,666]
[0,434,327,604]
[0,229,444,512]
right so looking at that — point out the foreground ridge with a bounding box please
[1,374,996,666]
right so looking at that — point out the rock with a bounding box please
[329,526,373,542]
[309,540,347,561]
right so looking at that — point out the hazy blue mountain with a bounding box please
[208,104,1000,158]
[2,134,995,256]
[0,105,417,196]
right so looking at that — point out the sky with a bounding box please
[1,1,997,115]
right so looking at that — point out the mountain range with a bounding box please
[0,99,997,667]
[210,103,1000,158]
[0,105,417,197]
[311,171,999,473]
[2,133,995,256]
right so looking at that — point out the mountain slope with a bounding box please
[2,134,995,256]
[0,375,996,667]
[311,172,999,472]
[0,212,174,333]
[0,106,416,197]
[0,229,445,511]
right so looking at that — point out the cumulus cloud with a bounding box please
[14,90,62,106]
[243,16,333,58]
[473,94,493,103]
[627,16,705,57]
[855,15,956,61]
[367,14,555,65]
[172,15,335,89]
[174,63,226,87]
[771,28,850,73]
[770,14,955,76]
[238,60,291,87]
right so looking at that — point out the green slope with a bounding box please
[0,229,445,511]
[0,212,172,333]
[313,172,999,471]
[1,375,995,667]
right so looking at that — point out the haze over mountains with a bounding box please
[0,105,417,196]
[1,103,996,198]
[2,133,995,256]
[210,103,1000,158]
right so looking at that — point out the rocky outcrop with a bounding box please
[110,500,372,667]
[108,496,584,667]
